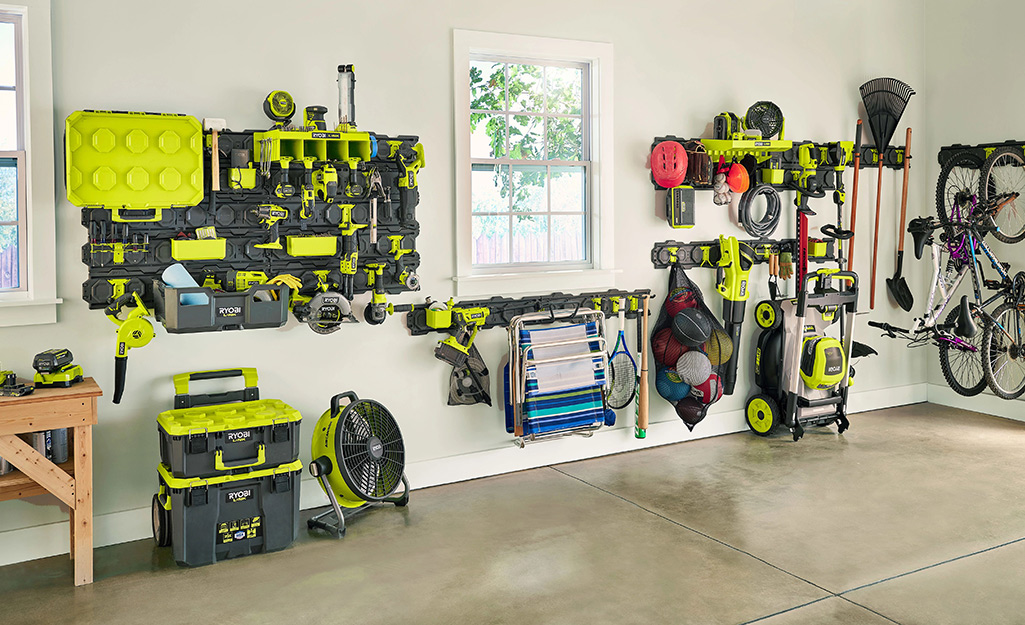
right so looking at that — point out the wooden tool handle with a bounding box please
[871,150,884,310]
[897,128,912,253]
[638,296,650,431]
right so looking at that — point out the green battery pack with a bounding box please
[666,185,695,229]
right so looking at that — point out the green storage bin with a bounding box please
[170,238,227,261]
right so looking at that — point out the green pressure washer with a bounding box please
[32,349,84,388]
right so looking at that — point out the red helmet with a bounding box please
[651,141,688,188]
[726,162,750,193]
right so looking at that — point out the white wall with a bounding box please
[0,0,931,565]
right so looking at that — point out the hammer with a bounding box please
[203,118,226,192]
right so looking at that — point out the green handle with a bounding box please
[214,444,266,471]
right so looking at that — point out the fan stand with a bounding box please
[307,473,410,539]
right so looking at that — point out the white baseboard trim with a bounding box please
[926,384,1025,422]
[0,382,927,568]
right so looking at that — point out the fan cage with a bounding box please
[337,399,405,502]
[744,101,783,140]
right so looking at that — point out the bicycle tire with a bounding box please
[938,302,987,396]
[983,301,1025,399]
[937,150,983,230]
[978,146,1025,244]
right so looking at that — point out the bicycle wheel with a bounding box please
[983,301,1025,399]
[978,146,1025,244]
[938,302,987,396]
[937,149,983,231]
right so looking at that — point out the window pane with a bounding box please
[0,224,18,289]
[470,60,504,111]
[551,214,586,262]
[0,90,15,150]
[0,158,16,221]
[546,66,582,115]
[511,165,546,212]
[0,21,13,88]
[472,215,510,265]
[510,115,543,160]
[547,116,582,160]
[511,214,548,263]
[472,164,509,213]
[508,64,543,112]
[470,113,507,159]
[550,166,585,212]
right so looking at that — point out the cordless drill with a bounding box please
[716,235,754,395]
[253,204,288,249]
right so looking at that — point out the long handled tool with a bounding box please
[635,295,650,438]
[887,127,914,311]
[847,120,863,268]
[860,78,915,309]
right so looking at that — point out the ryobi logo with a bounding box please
[218,306,242,317]
[226,430,252,444]
[371,442,383,454]
[827,365,842,374]
[226,488,253,503]
[739,280,747,297]
[323,296,339,304]
[310,132,340,139]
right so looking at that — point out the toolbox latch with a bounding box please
[273,473,291,493]
[272,422,290,443]
[188,434,208,454]
[186,486,209,507]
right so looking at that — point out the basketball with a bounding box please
[665,288,698,317]
[675,396,705,428]
[691,372,724,404]
[676,351,712,386]
[671,308,712,347]
[652,327,688,367]
[702,329,734,366]
[655,367,691,402]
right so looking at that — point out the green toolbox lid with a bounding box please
[158,459,303,490]
[157,399,301,437]
[65,110,204,209]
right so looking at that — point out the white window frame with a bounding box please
[0,2,59,327]
[454,30,615,297]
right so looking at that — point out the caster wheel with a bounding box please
[152,494,171,547]
[745,394,779,436]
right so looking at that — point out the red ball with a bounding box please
[691,373,724,404]
[652,327,688,367]
[674,397,706,429]
[665,288,698,317]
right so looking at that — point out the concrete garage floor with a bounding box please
[2,402,1025,624]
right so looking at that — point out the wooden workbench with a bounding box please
[0,378,102,586]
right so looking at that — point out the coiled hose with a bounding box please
[738,183,781,238]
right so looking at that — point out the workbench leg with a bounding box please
[73,425,93,586]
[69,507,76,561]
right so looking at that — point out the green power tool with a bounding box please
[716,235,754,396]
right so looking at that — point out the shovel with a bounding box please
[887,127,914,312]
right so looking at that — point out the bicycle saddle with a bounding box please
[955,295,978,339]
[908,217,935,260]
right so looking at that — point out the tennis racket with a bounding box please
[608,297,637,410]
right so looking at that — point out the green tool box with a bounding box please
[153,460,302,567]
[157,368,301,478]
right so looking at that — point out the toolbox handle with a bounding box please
[214,444,266,471]
[173,368,260,409]
[330,391,360,417]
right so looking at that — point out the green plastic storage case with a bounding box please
[157,369,302,478]
[154,460,302,567]
[65,110,204,223]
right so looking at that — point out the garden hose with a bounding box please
[738,184,781,238]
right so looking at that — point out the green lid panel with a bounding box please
[65,110,204,209]
[158,459,303,489]
[157,398,301,436]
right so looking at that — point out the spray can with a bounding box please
[49,428,68,464]
[0,455,10,475]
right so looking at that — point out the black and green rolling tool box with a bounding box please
[157,368,302,479]
[153,460,302,567]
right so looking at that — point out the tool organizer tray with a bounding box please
[66,104,425,331]
[152,280,288,333]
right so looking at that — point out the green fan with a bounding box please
[263,90,295,126]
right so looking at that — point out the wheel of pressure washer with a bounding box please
[745,394,779,436]
[754,300,781,330]
[151,494,171,547]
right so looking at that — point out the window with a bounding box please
[0,13,24,291]
[454,31,614,297]
[469,59,590,267]
[0,1,59,327]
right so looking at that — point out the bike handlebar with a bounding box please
[868,320,909,335]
